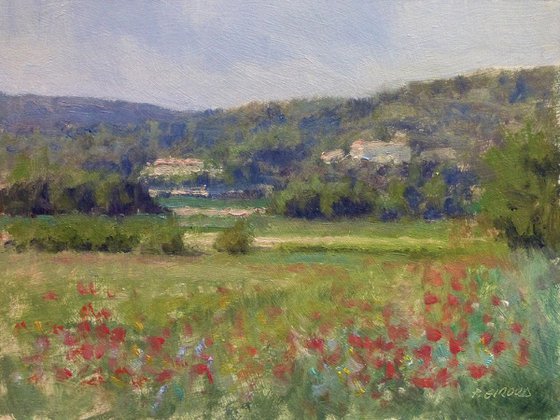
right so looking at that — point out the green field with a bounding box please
[157,196,270,210]
[0,215,557,419]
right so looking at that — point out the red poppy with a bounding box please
[82,374,104,386]
[63,332,78,346]
[411,376,435,389]
[426,327,442,342]
[467,364,489,379]
[95,323,111,339]
[80,343,94,360]
[147,336,166,353]
[114,367,133,376]
[447,294,460,306]
[192,363,213,384]
[424,292,439,305]
[111,327,126,343]
[52,324,64,335]
[436,368,450,387]
[483,314,492,324]
[511,322,523,334]
[14,321,27,330]
[414,345,432,365]
[393,347,406,366]
[385,361,396,380]
[55,367,73,381]
[388,325,409,342]
[42,291,58,301]
[348,334,364,348]
[94,344,106,359]
[96,308,112,320]
[155,370,174,383]
[77,320,91,335]
[480,332,492,346]
[306,338,325,353]
[80,303,95,319]
[246,346,258,357]
[424,268,444,286]
[272,363,292,380]
[451,278,463,291]
[492,341,507,356]
[491,295,501,306]
[449,337,463,355]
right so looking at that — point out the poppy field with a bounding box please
[0,220,559,419]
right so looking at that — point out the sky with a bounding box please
[0,0,559,110]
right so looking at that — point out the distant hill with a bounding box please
[0,66,557,191]
[0,93,191,136]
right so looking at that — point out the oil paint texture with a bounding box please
[0,1,559,418]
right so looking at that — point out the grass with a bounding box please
[0,215,553,419]
[157,196,269,210]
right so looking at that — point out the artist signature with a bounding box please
[472,386,531,399]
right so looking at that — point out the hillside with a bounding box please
[0,66,557,193]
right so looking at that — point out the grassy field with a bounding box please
[0,216,557,419]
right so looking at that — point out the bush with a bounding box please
[214,220,254,254]
[6,215,190,255]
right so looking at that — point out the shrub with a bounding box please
[213,220,254,254]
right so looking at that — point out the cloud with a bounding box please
[0,0,558,109]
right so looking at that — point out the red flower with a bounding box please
[147,336,166,353]
[426,327,442,342]
[468,364,489,379]
[348,334,363,348]
[272,363,292,380]
[483,314,492,324]
[411,376,435,389]
[80,343,94,360]
[492,341,507,356]
[155,370,174,383]
[393,347,406,366]
[388,325,409,342]
[451,278,463,291]
[80,303,95,319]
[77,320,91,335]
[449,337,463,355]
[114,367,132,376]
[436,368,450,387]
[52,324,64,335]
[246,346,258,357]
[511,322,523,334]
[306,338,325,353]
[480,332,493,346]
[77,282,96,296]
[63,332,78,346]
[94,344,106,359]
[447,294,460,306]
[95,323,111,339]
[491,295,501,306]
[424,292,439,305]
[414,345,432,365]
[82,374,104,386]
[425,268,444,286]
[14,321,27,330]
[55,367,73,381]
[111,327,126,343]
[385,361,396,380]
[42,291,58,301]
[192,363,213,384]
[96,308,111,320]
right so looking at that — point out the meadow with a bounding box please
[1,211,558,419]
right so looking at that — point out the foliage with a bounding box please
[482,122,560,251]
[5,215,190,255]
[213,219,254,254]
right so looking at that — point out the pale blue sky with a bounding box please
[0,0,559,110]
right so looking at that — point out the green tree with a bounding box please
[482,122,560,250]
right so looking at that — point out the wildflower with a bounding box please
[306,338,325,353]
[424,292,439,305]
[480,332,493,346]
[467,364,489,379]
[426,327,442,342]
[447,294,460,306]
[411,376,435,389]
[449,336,463,355]
[55,367,73,381]
[414,345,432,365]
[511,322,523,334]
[110,327,126,343]
[42,291,58,301]
[348,334,363,348]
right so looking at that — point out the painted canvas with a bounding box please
[1,1,559,418]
